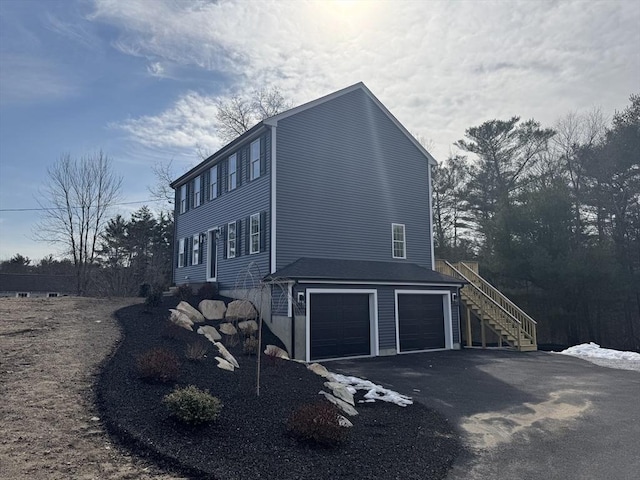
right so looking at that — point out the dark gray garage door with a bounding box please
[310,293,371,360]
[397,294,445,351]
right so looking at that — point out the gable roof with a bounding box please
[264,257,464,285]
[0,273,77,293]
[264,82,437,165]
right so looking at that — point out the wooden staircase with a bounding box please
[435,260,537,351]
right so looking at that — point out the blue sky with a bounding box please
[0,0,638,261]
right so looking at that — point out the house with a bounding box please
[0,273,76,298]
[170,82,466,362]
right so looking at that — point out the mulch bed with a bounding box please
[96,297,461,480]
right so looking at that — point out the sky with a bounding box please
[0,0,638,262]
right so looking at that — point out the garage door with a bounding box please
[310,293,371,360]
[397,294,445,351]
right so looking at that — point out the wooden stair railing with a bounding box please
[435,260,537,351]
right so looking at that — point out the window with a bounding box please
[209,166,218,199]
[228,153,237,191]
[178,238,185,267]
[392,224,406,259]
[250,139,260,180]
[192,234,200,265]
[47,293,59,298]
[227,221,237,258]
[193,177,201,208]
[17,292,29,298]
[179,185,187,214]
[250,213,260,254]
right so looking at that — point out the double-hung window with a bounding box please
[179,185,187,214]
[209,166,218,199]
[228,153,237,191]
[227,221,237,258]
[178,238,186,267]
[192,234,200,265]
[193,177,201,208]
[250,139,260,180]
[250,213,260,254]
[392,223,406,259]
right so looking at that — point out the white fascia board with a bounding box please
[270,125,277,273]
[297,280,462,288]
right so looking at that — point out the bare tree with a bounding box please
[148,159,176,206]
[216,87,292,143]
[36,151,122,294]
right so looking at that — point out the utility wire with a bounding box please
[0,199,172,213]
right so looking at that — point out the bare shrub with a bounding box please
[243,337,259,356]
[185,340,209,361]
[137,348,179,383]
[287,401,348,447]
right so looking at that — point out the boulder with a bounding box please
[318,391,359,417]
[225,300,258,320]
[197,325,221,342]
[213,342,240,368]
[238,320,258,335]
[218,323,238,336]
[169,309,193,331]
[215,357,235,371]
[198,300,227,320]
[337,415,353,428]
[324,381,355,406]
[307,363,333,379]
[264,344,289,360]
[176,301,205,323]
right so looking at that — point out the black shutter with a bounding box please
[185,182,191,212]
[236,219,242,257]
[260,135,266,176]
[203,171,209,202]
[222,160,227,194]
[260,211,267,252]
[199,233,205,264]
[222,225,227,259]
[236,151,242,188]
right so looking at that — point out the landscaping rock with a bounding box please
[225,300,258,320]
[197,325,222,342]
[338,415,353,428]
[238,320,258,336]
[215,356,235,371]
[319,390,359,416]
[213,342,239,369]
[219,323,238,336]
[264,344,289,360]
[169,309,194,331]
[307,363,333,379]
[324,381,355,406]
[198,300,227,320]
[176,301,205,323]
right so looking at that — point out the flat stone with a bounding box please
[318,391,359,416]
[169,309,193,331]
[225,300,258,320]
[198,300,227,320]
[215,356,235,371]
[213,342,239,368]
[264,344,289,360]
[324,382,355,406]
[238,320,258,335]
[337,415,353,428]
[218,323,238,336]
[176,301,205,323]
[307,363,333,379]
[197,325,221,342]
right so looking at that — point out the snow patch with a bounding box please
[328,373,413,407]
[555,342,640,372]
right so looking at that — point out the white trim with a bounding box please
[394,289,453,354]
[250,138,261,180]
[206,227,218,281]
[287,282,293,317]
[263,82,437,165]
[270,126,277,273]
[297,280,463,287]
[228,153,237,191]
[305,288,379,363]
[392,223,407,259]
[178,238,185,268]
[192,233,200,265]
[428,165,435,269]
[249,213,260,254]
[227,221,237,258]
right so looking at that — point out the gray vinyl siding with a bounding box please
[275,88,433,270]
[271,285,290,316]
[174,133,271,289]
[295,283,459,351]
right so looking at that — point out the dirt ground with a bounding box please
[0,297,186,480]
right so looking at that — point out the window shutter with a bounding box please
[185,182,191,212]
[260,211,267,252]
[216,163,222,198]
[260,135,266,176]
[203,171,209,202]
[174,188,180,215]
[222,161,227,194]
[236,219,242,257]
[236,150,243,188]
[199,233,205,264]
[222,225,227,259]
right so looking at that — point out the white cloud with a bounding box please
[92,0,640,160]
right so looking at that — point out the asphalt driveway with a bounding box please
[330,349,640,480]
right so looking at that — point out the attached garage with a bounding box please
[306,289,378,361]
[395,290,453,353]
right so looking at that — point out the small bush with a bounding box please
[287,401,349,447]
[138,283,152,297]
[144,289,163,310]
[185,339,209,361]
[163,385,223,426]
[197,282,218,299]
[137,347,180,383]
[174,284,193,302]
[243,336,259,356]
[162,320,189,340]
